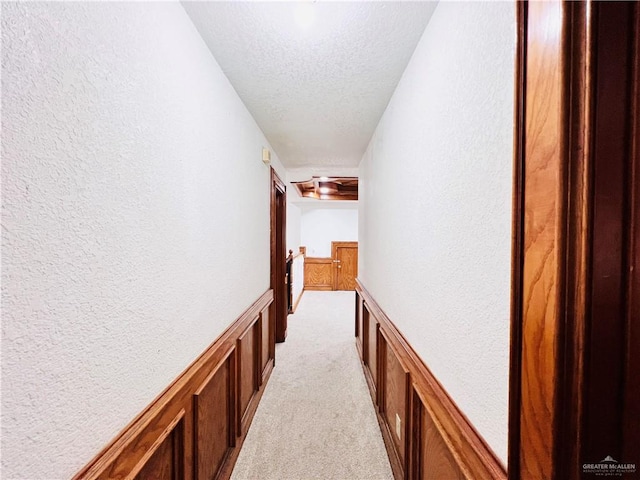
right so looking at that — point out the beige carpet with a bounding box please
[231,291,394,480]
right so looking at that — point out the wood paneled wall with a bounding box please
[74,290,274,480]
[356,281,506,480]
[303,257,333,291]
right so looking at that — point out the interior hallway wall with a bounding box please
[300,207,358,257]
[358,1,515,464]
[286,202,304,306]
[1,3,285,478]
[286,202,302,254]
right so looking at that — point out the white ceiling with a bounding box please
[181,1,437,169]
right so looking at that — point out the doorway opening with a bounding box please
[270,168,288,343]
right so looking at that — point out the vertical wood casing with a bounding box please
[73,290,274,480]
[356,281,506,480]
[512,2,640,478]
[193,351,235,480]
[271,167,287,343]
[518,3,565,478]
[367,308,378,397]
[507,1,526,475]
[379,330,410,479]
[413,389,466,480]
[624,6,640,464]
[580,4,637,469]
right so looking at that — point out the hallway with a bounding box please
[231,291,392,480]
[8,1,619,478]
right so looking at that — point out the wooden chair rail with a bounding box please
[356,280,506,480]
[74,289,275,480]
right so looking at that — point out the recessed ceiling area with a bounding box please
[181,1,437,169]
[293,177,358,201]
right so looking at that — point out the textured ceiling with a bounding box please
[181,1,437,169]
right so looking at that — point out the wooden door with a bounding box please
[270,168,287,343]
[332,241,358,291]
[510,2,640,479]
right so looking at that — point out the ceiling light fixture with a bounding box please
[319,186,331,194]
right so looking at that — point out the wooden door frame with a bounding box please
[331,241,358,291]
[509,2,639,479]
[270,167,287,344]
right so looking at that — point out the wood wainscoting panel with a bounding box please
[421,404,465,480]
[133,410,185,480]
[356,280,506,480]
[237,319,259,434]
[380,330,410,474]
[367,308,378,387]
[304,257,333,290]
[361,305,372,398]
[411,387,467,480]
[260,305,273,384]
[360,302,380,405]
[193,350,235,480]
[355,292,364,359]
[74,290,274,480]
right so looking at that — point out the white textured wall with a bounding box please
[286,202,304,307]
[286,202,302,254]
[358,2,514,464]
[1,3,284,479]
[300,207,358,257]
[291,255,305,310]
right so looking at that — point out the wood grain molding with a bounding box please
[237,321,259,435]
[378,329,411,479]
[355,291,364,359]
[356,280,506,480]
[303,257,333,290]
[511,2,640,479]
[193,352,235,480]
[73,289,274,480]
[259,304,273,384]
[132,409,185,480]
[270,167,287,344]
[413,389,465,480]
[291,287,305,314]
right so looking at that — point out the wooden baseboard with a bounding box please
[304,285,333,291]
[355,280,506,480]
[217,357,274,480]
[73,290,274,480]
[291,287,305,314]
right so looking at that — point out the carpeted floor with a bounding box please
[230,291,394,480]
